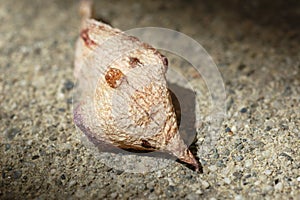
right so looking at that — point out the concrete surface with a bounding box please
[1,0,299,199]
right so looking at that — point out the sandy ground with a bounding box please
[0,0,299,199]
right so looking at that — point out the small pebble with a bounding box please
[13,170,22,179]
[75,189,85,198]
[245,159,253,168]
[263,185,273,193]
[264,170,272,176]
[238,63,246,70]
[5,127,20,140]
[61,174,66,180]
[114,169,124,175]
[216,160,226,167]
[265,126,272,131]
[274,182,283,191]
[49,134,57,141]
[208,165,217,172]
[50,169,56,175]
[237,144,244,151]
[5,144,11,151]
[156,170,162,178]
[148,193,157,199]
[32,155,40,160]
[195,189,203,195]
[225,127,231,133]
[233,171,243,179]
[262,150,271,158]
[69,180,77,187]
[66,98,73,104]
[1,171,6,179]
[201,180,210,189]
[186,193,199,200]
[224,177,231,184]
[223,149,230,156]
[200,158,207,165]
[146,182,155,189]
[244,174,251,179]
[167,185,175,192]
[110,192,118,199]
[231,126,237,132]
[58,108,66,112]
[235,194,244,200]
[240,107,247,113]
[27,140,33,146]
[279,152,293,161]
[254,180,261,186]
[63,80,74,91]
[235,155,244,161]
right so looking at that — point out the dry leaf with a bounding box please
[73,0,200,171]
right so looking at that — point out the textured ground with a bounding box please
[0,0,299,199]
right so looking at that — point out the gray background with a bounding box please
[0,0,299,199]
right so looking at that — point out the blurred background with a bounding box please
[0,0,299,199]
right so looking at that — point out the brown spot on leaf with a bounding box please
[142,43,156,52]
[129,57,142,68]
[161,55,168,67]
[80,29,96,47]
[141,139,153,149]
[128,35,139,42]
[105,68,125,88]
